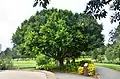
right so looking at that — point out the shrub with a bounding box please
[80,60,92,67]
[78,63,95,76]
[0,58,13,70]
[87,63,95,76]
[78,67,84,75]
[36,54,50,66]
[114,61,120,65]
[36,63,57,71]
[97,55,105,63]
[64,64,78,73]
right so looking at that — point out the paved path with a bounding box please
[96,67,120,79]
[0,70,93,79]
[55,73,93,79]
[0,70,56,79]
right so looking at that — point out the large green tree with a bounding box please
[12,8,104,65]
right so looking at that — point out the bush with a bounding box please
[78,63,95,76]
[87,63,95,76]
[80,60,92,67]
[97,55,105,63]
[36,54,50,66]
[114,61,120,65]
[36,63,57,71]
[78,67,84,75]
[0,58,13,70]
[64,64,78,73]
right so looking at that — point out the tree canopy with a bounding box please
[33,0,120,23]
[85,0,120,23]
[12,8,104,65]
[109,24,120,43]
[33,0,50,8]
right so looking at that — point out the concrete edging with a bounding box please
[40,70,56,79]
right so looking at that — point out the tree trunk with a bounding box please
[66,59,70,65]
[119,54,120,61]
[59,59,64,66]
[119,49,120,61]
[72,58,75,63]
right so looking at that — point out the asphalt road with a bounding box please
[96,67,120,79]
[55,73,93,79]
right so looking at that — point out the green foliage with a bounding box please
[97,55,105,63]
[64,64,79,73]
[36,54,50,66]
[36,63,57,71]
[33,0,120,23]
[33,0,50,8]
[105,43,120,61]
[0,58,13,70]
[107,24,120,61]
[109,25,120,43]
[91,46,106,61]
[12,8,104,66]
[78,67,84,75]
[81,51,86,58]
[87,63,95,76]
[79,60,92,67]
[78,63,95,76]
[85,0,120,23]
[91,49,98,60]
[0,50,13,70]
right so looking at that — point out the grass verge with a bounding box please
[13,60,36,70]
[95,63,120,71]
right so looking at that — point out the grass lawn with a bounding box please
[75,57,91,62]
[13,60,36,70]
[95,63,120,71]
[12,57,92,70]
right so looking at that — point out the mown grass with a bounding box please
[95,63,120,71]
[13,60,36,70]
[75,57,91,62]
[12,57,92,70]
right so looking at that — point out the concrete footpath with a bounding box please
[0,70,94,79]
[0,70,56,79]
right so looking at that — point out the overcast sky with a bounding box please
[0,0,119,50]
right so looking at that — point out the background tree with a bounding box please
[85,0,120,23]
[12,8,104,66]
[113,42,120,61]
[33,0,50,8]
[108,24,120,61]
[109,25,120,43]
[105,44,117,61]
[91,49,98,60]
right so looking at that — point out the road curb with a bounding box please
[40,70,56,79]
[94,73,100,79]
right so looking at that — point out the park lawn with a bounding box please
[95,63,120,71]
[13,60,37,70]
[12,57,92,70]
[75,57,91,62]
